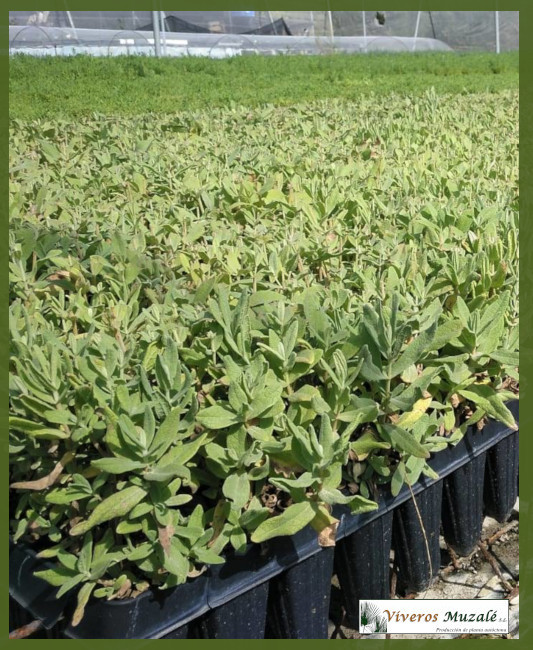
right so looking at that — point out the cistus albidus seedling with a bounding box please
[9,89,518,624]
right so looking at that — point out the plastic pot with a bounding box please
[441,452,487,556]
[483,399,519,523]
[195,581,269,639]
[266,547,335,639]
[334,510,393,629]
[9,542,71,634]
[484,431,519,523]
[9,597,62,639]
[9,540,206,639]
[64,576,208,639]
[392,479,443,593]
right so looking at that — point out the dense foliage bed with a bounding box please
[9,87,518,623]
[9,51,519,119]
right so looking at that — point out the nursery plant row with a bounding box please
[9,90,518,629]
[9,52,519,120]
[10,403,518,638]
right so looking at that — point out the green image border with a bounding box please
[3,1,526,648]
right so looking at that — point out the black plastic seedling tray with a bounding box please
[10,400,518,639]
[484,429,519,523]
[264,547,334,639]
[195,581,269,639]
[65,572,209,639]
[441,451,487,556]
[334,510,393,628]
[9,540,209,639]
[393,479,443,593]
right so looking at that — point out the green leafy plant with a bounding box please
[9,87,518,625]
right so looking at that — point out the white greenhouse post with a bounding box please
[65,10,75,29]
[160,10,167,56]
[495,11,501,53]
[310,11,315,36]
[152,10,161,57]
[328,10,334,40]
[65,10,78,41]
[413,11,421,51]
[362,10,367,52]
[267,10,278,35]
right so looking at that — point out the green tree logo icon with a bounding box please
[360,602,388,633]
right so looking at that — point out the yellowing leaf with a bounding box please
[397,397,432,430]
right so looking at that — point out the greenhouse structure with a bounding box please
[9,10,518,57]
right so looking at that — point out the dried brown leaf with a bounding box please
[347,482,359,494]
[10,451,74,491]
[46,270,71,282]
[450,393,463,408]
[108,578,132,601]
[318,521,339,547]
[187,565,208,579]
[157,523,175,556]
